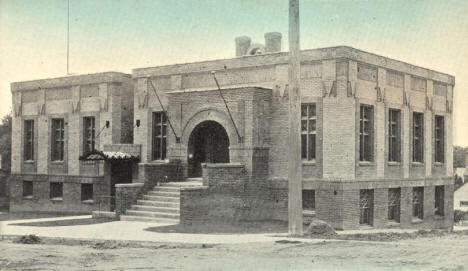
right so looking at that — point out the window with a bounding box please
[50,182,63,200]
[51,119,65,161]
[435,115,444,163]
[412,187,424,220]
[413,112,424,163]
[24,120,34,161]
[360,189,374,225]
[81,184,93,201]
[460,201,468,207]
[302,190,315,210]
[83,117,95,154]
[359,104,374,162]
[388,109,401,162]
[388,188,401,223]
[435,186,444,216]
[23,181,33,198]
[152,112,167,160]
[301,104,316,161]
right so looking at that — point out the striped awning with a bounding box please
[79,150,139,161]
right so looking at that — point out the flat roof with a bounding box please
[133,46,455,85]
[11,72,131,92]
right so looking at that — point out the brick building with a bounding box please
[9,33,455,230]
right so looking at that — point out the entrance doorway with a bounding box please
[110,161,133,210]
[187,121,230,177]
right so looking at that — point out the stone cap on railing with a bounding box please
[115,183,144,189]
[202,163,244,168]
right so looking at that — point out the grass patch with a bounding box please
[10,217,115,227]
[304,229,468,242]
[0,212,84,221]
[13,234,42,244]
[145,220,288,234]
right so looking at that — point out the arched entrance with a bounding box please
[187,120,230,177]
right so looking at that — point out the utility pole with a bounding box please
[67,0,70,75]
[288,0,303,236]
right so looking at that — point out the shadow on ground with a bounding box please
[0,212,83,221]
[10,218,115,227]
[145,220,288,234]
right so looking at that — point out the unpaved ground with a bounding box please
[1,234,468,271]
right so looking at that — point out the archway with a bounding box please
[187,120,230,177]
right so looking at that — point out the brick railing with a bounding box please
[115,183,144,218]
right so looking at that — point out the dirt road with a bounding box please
[1,234,467,271]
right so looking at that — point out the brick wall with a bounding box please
[314,179,453,230]
[9,173,108,213]
[180,163,277,224]
[115,183,144,218]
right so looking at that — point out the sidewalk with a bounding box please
[0,215,294,244]
[2,215,465,245]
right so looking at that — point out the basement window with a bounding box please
[50,182,63,200]
[302,190,315,210]
[23,181,33,198]
[301,104,316,161]
[388,188,401,223]
[435,185,444,217]
[412,187,424,220]
[81,184,93,202]
[359,104,374,162]
[359,189,374,225]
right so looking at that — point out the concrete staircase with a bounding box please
[120,180,202,223]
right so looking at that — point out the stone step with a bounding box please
[120,215,178,224]
[126,210,180,219]
[131,205,180,214]
[147,191,180,197]
[160,181,203,188]
[137,200,180,208]
[143,195,180,202]
[153,186,181,192]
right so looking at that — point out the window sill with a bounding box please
[387,221,400,227]
[24,160,35,164]
[50,197,63,202]
[411,162,424,167]
[302,209,316,215]
[411,218,423,224]
[302,160,316,166]
[434,215,444,220]
[23,195,34,200]
[82,199,94,205]
[51,161,65,165]
[433,162,444,167]
[358,161,375,167]
[359,224,374,230]
[150,159,170,164]
[387,161,401,166]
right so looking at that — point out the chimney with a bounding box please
[235,36,251,57]
[264,32,282,53]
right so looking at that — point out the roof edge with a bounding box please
[11,72,131,92]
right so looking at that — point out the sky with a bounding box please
[0,0,467,146]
